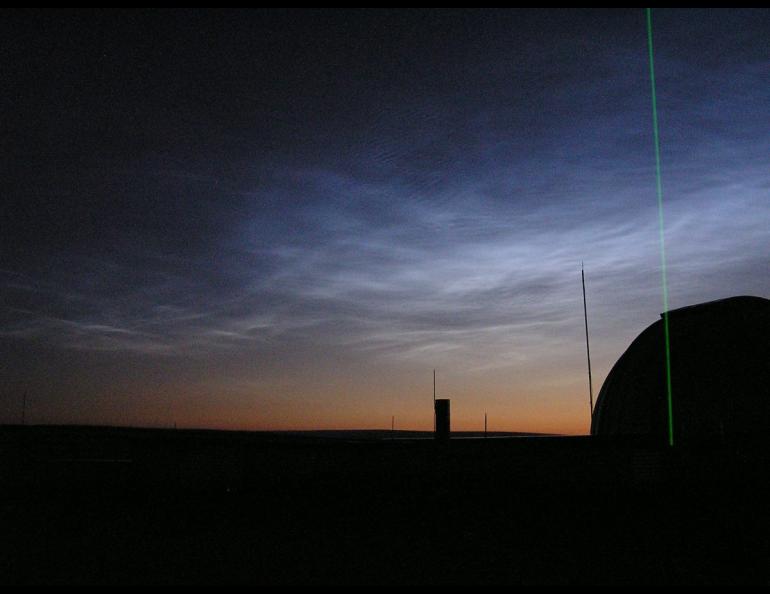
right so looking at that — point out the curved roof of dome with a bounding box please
[591,295,770,441]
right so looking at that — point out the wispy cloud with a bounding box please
[1,9,767,430]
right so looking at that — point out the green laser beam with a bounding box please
[646,8,675,447]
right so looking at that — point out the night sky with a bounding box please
[2,9,768,433]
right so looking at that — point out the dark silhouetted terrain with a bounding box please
[1,425,769,585]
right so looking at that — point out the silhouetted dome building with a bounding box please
[591,296,770,443]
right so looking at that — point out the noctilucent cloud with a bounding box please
[2,9,768,433]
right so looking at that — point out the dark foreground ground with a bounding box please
[1,425,769,586]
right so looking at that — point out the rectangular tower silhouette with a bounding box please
[434,399,450,441]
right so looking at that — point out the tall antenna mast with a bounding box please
[582,263,594,420]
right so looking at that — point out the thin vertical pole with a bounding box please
[433,369,436,433]
[582,263,594,420]
[391,415,395,440]
[22,391,27,426]
[484,412,487,438]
